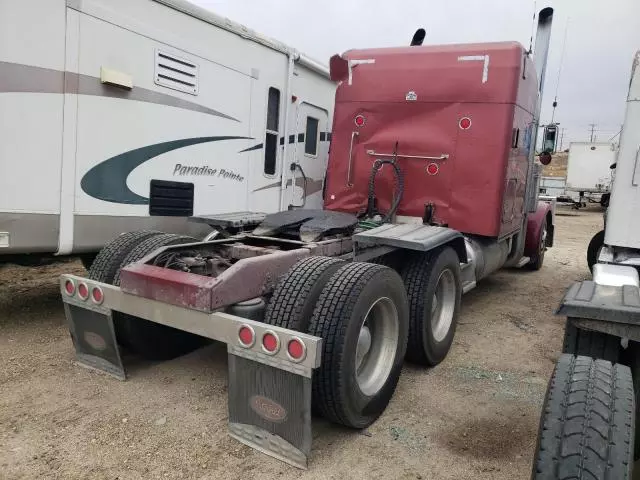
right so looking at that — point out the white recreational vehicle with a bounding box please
[0,0,335,264]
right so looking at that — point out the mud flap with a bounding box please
[227,349,312,469]
[64,303,126,380]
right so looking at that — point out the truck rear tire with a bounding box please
[532,354,634,480]
[88,230,161,284]
[308,262,409,428]
[263,256,345,332]
[587,230,605,273]
[370,251,405,272]
[113,233,207,360]
[401,247,461,366]
[562,318,620,363]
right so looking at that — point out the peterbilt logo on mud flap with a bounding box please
[84,331,107,351]
[250,395,288,423]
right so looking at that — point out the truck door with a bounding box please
[287,103,329,210]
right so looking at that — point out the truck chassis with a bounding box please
[60,207,551,468]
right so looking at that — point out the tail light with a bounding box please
[91,286,104,305]
[64,279,76,296]
[77,282,89,300]
[287,337,306,362]
[238,325,255,348]
[262,331,280,354]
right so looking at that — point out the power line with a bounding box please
[608,125,624,142]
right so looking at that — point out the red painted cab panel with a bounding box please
[324,42,539,238]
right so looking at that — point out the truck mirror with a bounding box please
[539,152,552,165]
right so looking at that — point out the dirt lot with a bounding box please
[0,207,605,480]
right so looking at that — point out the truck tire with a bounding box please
[309,262,409,428]
[626,346,640,461]
[532,354,634,480]
[113,233,195,286]
[370,251,405,272]
[114,233,207,360]
[401,247,461,366]
[562,318,620,363]
[88,230,161,284]
[80,253,97,271]
[263,256,345,332]
[526,222,547,271]
[587,230,605,273]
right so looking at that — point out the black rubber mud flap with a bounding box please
[64,303,126,380]
[227,349,312,469]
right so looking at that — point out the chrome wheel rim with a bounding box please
[355,297,400,397]
[430,269,456,343]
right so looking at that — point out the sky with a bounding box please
[192,0,639,148]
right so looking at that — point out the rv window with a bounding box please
[264,88,281,176]
[305,117,319,156]
[267,88,280,132]
[264,133,278,175]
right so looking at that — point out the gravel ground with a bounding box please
[0,207,607,480]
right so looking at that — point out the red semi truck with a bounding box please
[60,8,555,469]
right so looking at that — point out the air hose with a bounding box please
[363,142,404,226]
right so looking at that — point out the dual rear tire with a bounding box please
[88,231,206,360]
[264,247,462,428]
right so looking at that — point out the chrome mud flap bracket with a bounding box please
[227,346,316,469]
[62,302,126,381]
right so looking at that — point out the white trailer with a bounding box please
[565,141,617,207]
[0,0,335,264]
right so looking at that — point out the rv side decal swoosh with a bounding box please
[81,136,252,205]
[0,61,239,121]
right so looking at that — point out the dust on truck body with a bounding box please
[61,7,556,469]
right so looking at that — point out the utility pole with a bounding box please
[588,123,597,143]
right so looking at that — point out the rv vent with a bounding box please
[154,50,199,95]
[149,180,194,217]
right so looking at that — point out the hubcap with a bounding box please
[430,269,456,343]
[355,297,400,397]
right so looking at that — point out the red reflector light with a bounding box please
[77,282,89,300]
[459,117,472,130]
[287,338,306,362]
[91,286,104,304]
[426,163,439,175]
[262,332,280,354]
[64,280,75,296]
[354,114,366,127]
[238,325,255,348]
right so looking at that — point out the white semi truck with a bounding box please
[0,0,335,266]
[532,51,640,479]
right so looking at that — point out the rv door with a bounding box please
[287,103,329,210]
